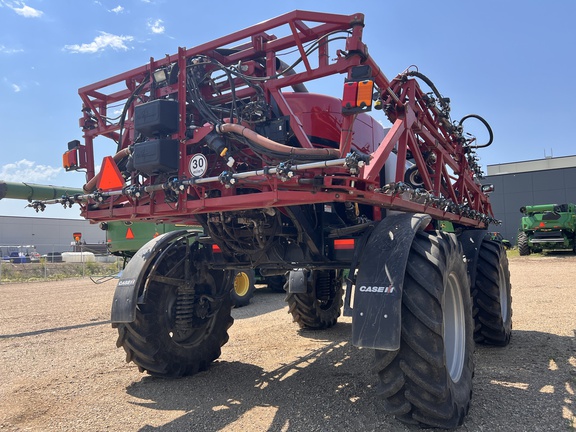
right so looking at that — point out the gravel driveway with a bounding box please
[0,254,574,431]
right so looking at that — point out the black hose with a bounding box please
[459,114,493,148]
[405,70,493,149]
[405,70,449,112]
[117,76,150,152]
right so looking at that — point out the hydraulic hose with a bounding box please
[459,114,493,148]
[216,123,340,159]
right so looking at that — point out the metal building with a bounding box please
[484,155,576,245]
[0,216,105,255]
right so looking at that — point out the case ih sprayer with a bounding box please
[28,11,512,428]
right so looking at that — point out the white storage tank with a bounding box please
[61,252,96,263]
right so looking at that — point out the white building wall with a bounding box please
[487,155,576,176]
[0,216,105,255]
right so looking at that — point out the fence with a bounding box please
[0,243,122,283]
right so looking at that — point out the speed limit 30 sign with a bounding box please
[189,153,208,178]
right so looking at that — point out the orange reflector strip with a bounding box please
[356,80,374,108]
[97,156,125,191]
[212,244,221,253]
[125,227,135,239]
[62,149,78,170]
[334,239,355,249]
[539,222,546,227]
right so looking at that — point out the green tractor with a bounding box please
[517,203,576,255]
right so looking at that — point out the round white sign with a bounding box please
[189,153,208,178]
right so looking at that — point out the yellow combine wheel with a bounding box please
[231,270,256,307]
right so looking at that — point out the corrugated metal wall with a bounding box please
[484,166,576,245]
[0,216,105,255]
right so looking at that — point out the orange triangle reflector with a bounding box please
[125,227,135,239]
[97,156,125,191]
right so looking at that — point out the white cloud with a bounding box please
[0,45,23,54]
[13,3,42,17]
[0,160,62,182]
[63,32,134,54]
[148,19,165,34]
[109,5,124,13]
[2,77,24,92]
[1,1,43,18]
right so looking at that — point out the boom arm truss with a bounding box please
[50,10,495,228]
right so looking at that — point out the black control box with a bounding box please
[134,99,179,137]
[132,139,179,175]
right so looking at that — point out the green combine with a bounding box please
[517,203,576,255]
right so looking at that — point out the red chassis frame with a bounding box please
[69,10,494,228]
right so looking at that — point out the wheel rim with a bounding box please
[233,272,250,297]
[498,263,509,322]
[444,272,466,382]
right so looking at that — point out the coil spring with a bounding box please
[174,287,196,330]
[316,271,332,302]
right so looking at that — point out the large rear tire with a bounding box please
[472,240,512,345]
[286,270,343,329]
[115,240,233,377]
[517,232,530,256]
[374,231,474,429]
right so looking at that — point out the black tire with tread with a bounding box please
[518,232,530,256]
[115,242,233,377]
[472,240,512,346]
[286,270,343,329]
[374,231,474,429]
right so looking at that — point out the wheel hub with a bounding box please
[233,271,250,297]
[444,272,465,382]
[498,263,509,322]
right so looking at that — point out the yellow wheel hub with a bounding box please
[233,272,250,297]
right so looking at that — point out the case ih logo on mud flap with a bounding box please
[117,278,136,287]
[359,285,396,294]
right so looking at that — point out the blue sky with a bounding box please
[1,0,575,218]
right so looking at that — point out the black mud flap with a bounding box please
[111,230,189,323]
[459,229,490,286]
[351,213,431,350]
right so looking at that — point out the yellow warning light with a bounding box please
[97,156,125,191]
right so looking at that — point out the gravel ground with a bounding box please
[0,254,575,431]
